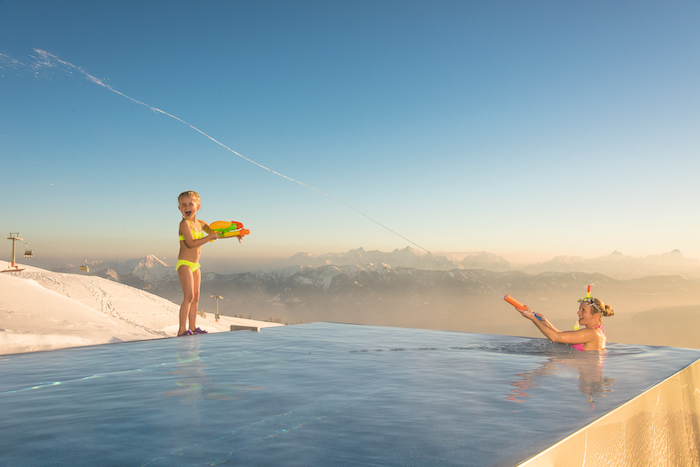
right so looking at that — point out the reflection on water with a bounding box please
[165,336,266,410]
[507,351,614,410]
[351,340,618,410]
[164,336,205,422]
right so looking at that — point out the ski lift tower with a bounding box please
[211,294,223,322]
[2,233,25,273]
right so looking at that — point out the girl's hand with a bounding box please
[519,306,539,321]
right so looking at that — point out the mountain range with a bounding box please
[53,248,700,281]
[49,249,700,344]
[269,247,700,280]
[520,249,700,280]
[278,247,461,270]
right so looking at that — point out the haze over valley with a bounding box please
[44,248,700,350]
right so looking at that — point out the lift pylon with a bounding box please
[2,233,25,273]
[211,294,223,321]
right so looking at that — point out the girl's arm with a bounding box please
[518,306,560,332]
[179,219,218,249]
[520,307,595,345]
[536,315,560,333]
[532,319,597,345]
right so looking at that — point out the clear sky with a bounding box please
[1,0,699,267]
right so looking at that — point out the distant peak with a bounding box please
[140,255,168,267]
[290,252,314,259]
[392,246,419,254]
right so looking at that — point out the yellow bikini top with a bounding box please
[179,219,206,241]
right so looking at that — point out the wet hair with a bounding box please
[589,298,614,317]
[177,190,201,205]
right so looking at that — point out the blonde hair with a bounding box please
[178,190,201,205]
[589,298,614,317]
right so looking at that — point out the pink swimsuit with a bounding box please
[572,325,605,351]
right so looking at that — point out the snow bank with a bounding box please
[0,264,283,355]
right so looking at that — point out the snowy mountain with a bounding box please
[53,255,174,288]
[108,254,171,281]
[280,247,461,270]
[89,254,172,283]
[460,251,512,271]
[522,250,700,280]
[278,248,700,279]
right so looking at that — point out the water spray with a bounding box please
[22,49,531,313]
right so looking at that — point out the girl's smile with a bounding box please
[179,197,199,219]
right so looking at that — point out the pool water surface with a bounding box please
[1,322,698,466]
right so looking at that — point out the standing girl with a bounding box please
[176,190,219,336]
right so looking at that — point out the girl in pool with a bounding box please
[176,190,220,337]
[518,295,614,351]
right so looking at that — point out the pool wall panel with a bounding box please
[517,359,700,466]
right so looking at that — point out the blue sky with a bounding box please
[1,0,699,267]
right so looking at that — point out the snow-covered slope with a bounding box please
[0,264,282,355]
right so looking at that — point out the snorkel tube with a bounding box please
[574,285,593,330]
[504,294,543,321]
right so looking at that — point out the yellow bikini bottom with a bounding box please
[176,259,201,272]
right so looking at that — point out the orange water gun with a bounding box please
[504,294,543,321]
[210,221,250,242]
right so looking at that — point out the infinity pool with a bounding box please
[1,322,698,466]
